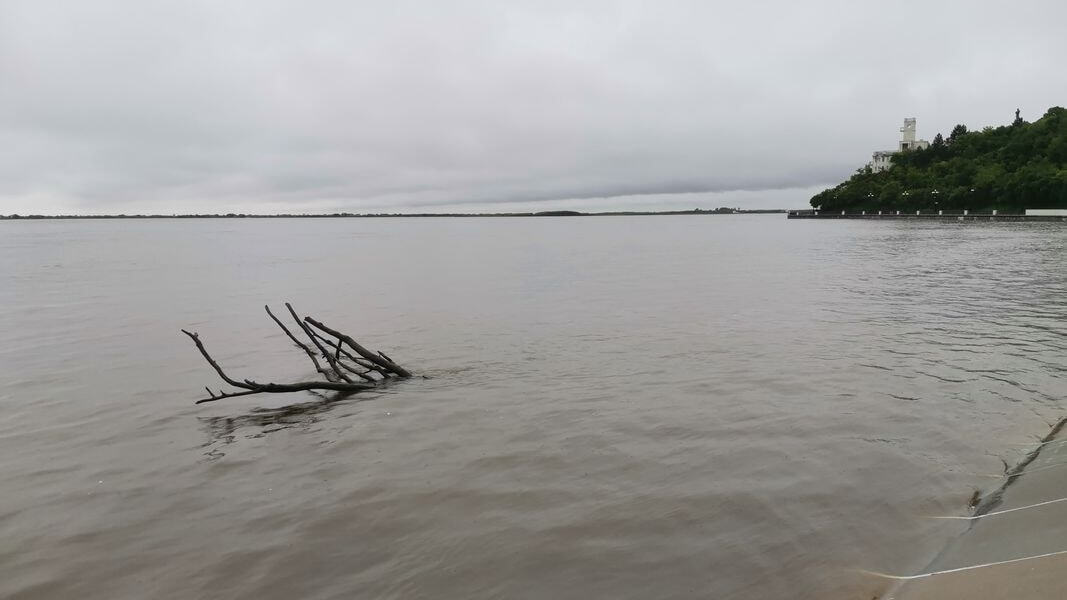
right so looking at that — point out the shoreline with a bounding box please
[788,211,1067,222]
[887,417,1067,599]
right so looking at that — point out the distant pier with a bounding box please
[787,210,1067,222]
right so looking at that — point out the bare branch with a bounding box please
[181,329,251,389]
[194,380,373,404]
[265,304,334,380]
[182,304,411,404]
[336,359,379,381]
[285,303,353,384]
[196,389,265,404]
[304,317,411,377]
[307,330,383,379]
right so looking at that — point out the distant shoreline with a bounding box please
[0,209,788,220]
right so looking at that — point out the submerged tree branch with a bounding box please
[307,330,385,379]
[264,304,336,382]
[304,317,412,377]
[182,303,410,404]
[285,303,354,384]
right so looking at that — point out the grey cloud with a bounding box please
[1,0,1065,214]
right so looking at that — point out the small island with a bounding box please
[809,106,1067,214]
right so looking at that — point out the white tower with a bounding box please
[869,117,930,172]
[899,118,917,151]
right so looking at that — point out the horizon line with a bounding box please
[0,208,792,220]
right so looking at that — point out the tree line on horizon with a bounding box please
[1,206,785,219]
[810,106,1067,212]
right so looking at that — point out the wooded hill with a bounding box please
[811,107,1067,212]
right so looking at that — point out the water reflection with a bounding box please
[198,390,378,458]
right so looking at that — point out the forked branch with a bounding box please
[182,303,410,404]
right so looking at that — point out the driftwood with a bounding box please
[182,303,409,404]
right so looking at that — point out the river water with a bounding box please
[1,215,1065,599]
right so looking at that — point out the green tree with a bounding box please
[810,106,1067,211]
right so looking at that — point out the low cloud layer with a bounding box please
[2,0,1065,214]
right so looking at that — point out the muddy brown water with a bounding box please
[1,216,1065,599]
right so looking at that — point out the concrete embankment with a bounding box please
[884,417,1067,599]
[787,210,1067,222]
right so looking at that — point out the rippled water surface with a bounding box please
[1,216,1065,599]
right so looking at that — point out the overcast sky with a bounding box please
[2,1,1065,214]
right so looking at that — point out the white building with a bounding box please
[868,118,930,173]
[870,150,895,172]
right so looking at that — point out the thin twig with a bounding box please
[305,317,411,377]
[196,389,265,404]
[285,303,354,384]
[195,381,373,404]
[335,358,379,381]
[308,330,383,379]
[181,330,251,389]
[265,304,333,380]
